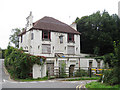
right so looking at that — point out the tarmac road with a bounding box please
[1,59,96,89]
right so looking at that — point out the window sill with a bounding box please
[42,53,51,54]
[42,39,51,41]
[68,41,75,43]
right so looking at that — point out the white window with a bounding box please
[31,33,34,40]
[42,44,51,53]
[42,31,51,41]
[67,46,75,54]
[59,35,63,43]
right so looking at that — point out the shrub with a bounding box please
[4,46,46,79]
[75,69,88,77]
[59,61,67,78]
[103,67,119,85]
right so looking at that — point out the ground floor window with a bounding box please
[67,46,75,54]
[42,44,51,54]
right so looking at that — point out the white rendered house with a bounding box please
[19,12,81,57]
[18,12,104,78]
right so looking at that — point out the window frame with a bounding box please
[68,33,74,43]
[31,32,34,40]
[67,46,75,55]
[59,35,63,43]
[42,44,51,54]
[42,30,51,41]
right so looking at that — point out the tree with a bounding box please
[9,28,22,48]
[76,10,120,55]
[103,41,120,85]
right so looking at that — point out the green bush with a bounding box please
[4,46,46,79]
[75,69,88,77]
[59,61,67,78]
[103,68,119,85]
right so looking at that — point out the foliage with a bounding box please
[102,41,120,85]
[75,69,88,77]
[93,47,100,56]
[14,76,48,82]
[85,81,120,89]
[59,61,67,78]
[103,69,119,85]
[9,28,22,48]
[64,77,100,81]
[103,53,115,68]
[76,10,120,55]
[102,41,120,68]
[4,46,46,79]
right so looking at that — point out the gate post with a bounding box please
[89,68,92,78]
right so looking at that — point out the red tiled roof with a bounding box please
[19,16,80,36]
[31,16,80,34]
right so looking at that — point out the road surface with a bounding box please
[1,59,96,89]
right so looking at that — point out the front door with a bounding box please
[47,63,54,76]
[69,65,75,77]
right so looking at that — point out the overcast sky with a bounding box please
[0,0,120,49]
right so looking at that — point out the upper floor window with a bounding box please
[31,33,34,40]
[21,35,23,43]
[68,34,74,43]
[59,35,63,43]
[42,30,51,41]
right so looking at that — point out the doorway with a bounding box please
[69,65,75,77]
[47,63,54,76]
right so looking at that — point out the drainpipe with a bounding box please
[79,58,80,70]
[79,58,80,74]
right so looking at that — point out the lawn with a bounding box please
[14,77,49,82]
[63,77,100,81]
[85,81,120,89]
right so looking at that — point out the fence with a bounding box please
[47,67,105,78]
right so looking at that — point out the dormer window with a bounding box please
[42,30,51,41]
[68,34,74,43]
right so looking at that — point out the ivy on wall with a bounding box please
[4,46,46,79]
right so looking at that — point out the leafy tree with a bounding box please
[76,10,120,55]
[4,46,46,79]
[9,28,22,48]
[103,41,120,85]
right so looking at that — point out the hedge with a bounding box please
[4,46,46,79]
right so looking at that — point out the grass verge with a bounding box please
[14,77,48,82]
[85,81,120,89]
[63,77,100,81]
